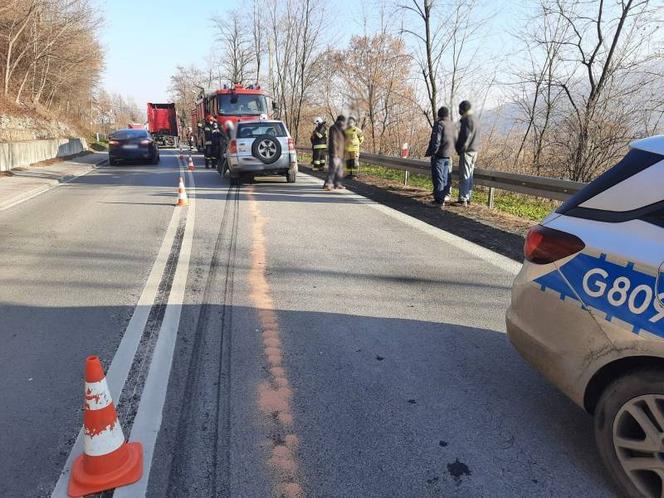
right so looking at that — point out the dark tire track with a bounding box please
[165,185,240,498]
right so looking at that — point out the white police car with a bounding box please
[506,136,664,498]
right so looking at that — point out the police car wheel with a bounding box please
[594,368,664,498]
[251,135,281,165]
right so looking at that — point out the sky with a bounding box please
[95,0,520,109]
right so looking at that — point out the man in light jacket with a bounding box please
[425,106,456,207]
[455,100,480,206]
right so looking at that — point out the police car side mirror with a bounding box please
[657,262,664,308]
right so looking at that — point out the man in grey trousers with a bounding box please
[455,100,480,207]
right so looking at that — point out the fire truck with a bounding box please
[190,84,272,150]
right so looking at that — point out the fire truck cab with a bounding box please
[191,84,271,152]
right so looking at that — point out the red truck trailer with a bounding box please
[147,103,178,147]
[191,84,272,150]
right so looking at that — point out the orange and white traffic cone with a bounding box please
[188,156,195,171]
[176,177,189,207]
[68,356,143,497]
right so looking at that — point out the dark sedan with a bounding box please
[108,129,160,165]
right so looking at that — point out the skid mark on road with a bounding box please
[247,187,303,498]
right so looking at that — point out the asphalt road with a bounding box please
[0,149,618,497]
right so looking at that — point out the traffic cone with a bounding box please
[188,157,195,171]
[176,177,189,207]
[68,356,143,497]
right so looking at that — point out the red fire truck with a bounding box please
[190,84,271,150]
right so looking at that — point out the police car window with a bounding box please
[642,207,664,227]
[236,123,286,137]
[558,148,663,216]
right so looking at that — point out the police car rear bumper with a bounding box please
[506,264,615,410]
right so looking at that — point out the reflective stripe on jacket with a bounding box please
[311,126,328,149]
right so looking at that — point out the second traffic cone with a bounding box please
[176,177,189,206]
[68,356,143,497]
[188,157,195,171]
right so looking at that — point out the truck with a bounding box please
[147,103,178,147]
[191,84,272,151]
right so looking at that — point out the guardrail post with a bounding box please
[487,187,495,209]
[403,170,409,187]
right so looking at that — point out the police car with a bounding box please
[506,136,664,498]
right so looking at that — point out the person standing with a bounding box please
[425,106,456,207]
[455,100,480,206]
[344,116,364,178]
[310,117,328,171]
[203,115,217,169]
[324,115,346,191]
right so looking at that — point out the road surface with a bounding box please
[0,149,618,497]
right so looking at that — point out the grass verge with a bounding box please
[300,152,557,222]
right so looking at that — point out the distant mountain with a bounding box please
[478,102,524,136]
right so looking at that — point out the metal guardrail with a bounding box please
[297,146,587,204]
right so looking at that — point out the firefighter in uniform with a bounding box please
[203,115,221,169]
[344,116,364,178]
[310,117,327,171]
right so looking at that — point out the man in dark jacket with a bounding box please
[425,106,456,207]
[455,100,480,206]
[324,115,346,191]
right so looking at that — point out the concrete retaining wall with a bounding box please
[0,137,87,172]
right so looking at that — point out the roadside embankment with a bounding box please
[0,137,88,172]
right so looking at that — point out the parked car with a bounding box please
[108,129,159,165]
[506,135,664,498]
[221,119,297,184]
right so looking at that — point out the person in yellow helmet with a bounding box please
[344,116,364,178]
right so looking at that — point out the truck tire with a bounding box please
[594,368,664,498]
[251,135,281,165]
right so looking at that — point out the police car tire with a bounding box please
[594,368,664,498]
[251,135,281,165]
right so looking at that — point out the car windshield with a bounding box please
[218,94,268,116]
[110,129,148,140]
[236,122,287,138]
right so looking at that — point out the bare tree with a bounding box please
[212,10,254,85]
[549,0,660,180]
[266,0,326,142]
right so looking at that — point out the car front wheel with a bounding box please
[595,368,664,498]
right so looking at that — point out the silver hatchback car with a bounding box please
[224,119,298,184]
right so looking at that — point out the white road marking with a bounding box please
[301,173,521,275]
[114,160,196,498]
[50,166,184,498]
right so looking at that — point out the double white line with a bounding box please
[51,158,196,497]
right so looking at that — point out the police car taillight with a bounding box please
[524,225,585,264]
[229,139,237,154]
